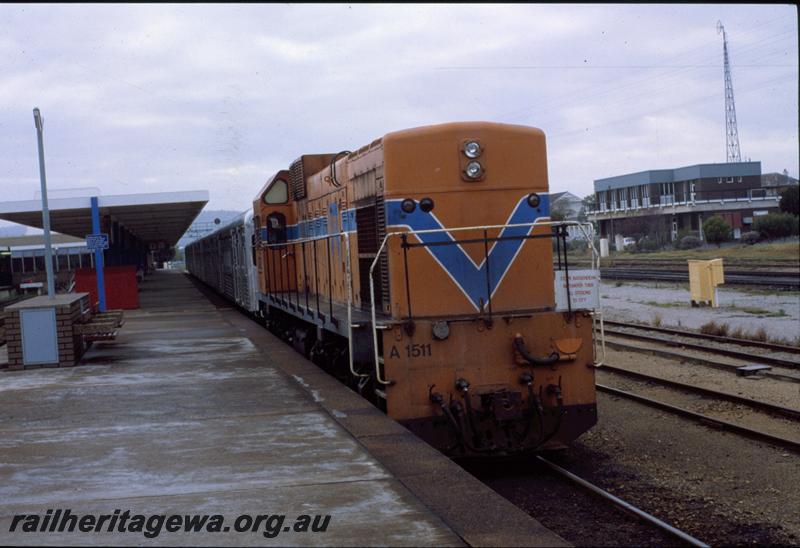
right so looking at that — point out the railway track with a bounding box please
[473,452,711,547]
[596,381,800,453]
[599,268,800,288]
[599,364,800,421]
[604,320,800,355]
[568,259,799,270]
[535,456,709,547]
[603,325,800,371]
[603,338,800,384]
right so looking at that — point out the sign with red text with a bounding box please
[554,269,600,311]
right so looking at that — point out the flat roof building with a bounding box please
[588,161,780,243]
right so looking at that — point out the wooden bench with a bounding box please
[76,309,124,342]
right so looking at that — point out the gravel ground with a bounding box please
[602,348,800,411]
[481,393,800,546]
[597,370,800,443]
[600,281,800,341]
[607,323,800,364]
[476,460,679,547]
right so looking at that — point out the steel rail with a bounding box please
[603,328,800,369]
[596,266,798,277]
[599,364,800,420]
[534,456,710,548]
[597,384,800,453]
[598,268,799,288]
[603,339,800,384]
[567,261,799,273]
[604,320,800,355]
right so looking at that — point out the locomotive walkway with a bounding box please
[0,270,565,546]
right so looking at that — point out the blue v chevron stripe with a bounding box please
[386,194,550,310]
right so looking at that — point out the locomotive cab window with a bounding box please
[266,212,287,244]
[263,179,288,204]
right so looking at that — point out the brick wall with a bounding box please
[6,294,91,370]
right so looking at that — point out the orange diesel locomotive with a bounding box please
[252,122,599,457]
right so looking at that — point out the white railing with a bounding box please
[368,220,604,385]
[586,193,779,217]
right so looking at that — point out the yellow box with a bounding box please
[709,258,725,285]
[688,259,724,307]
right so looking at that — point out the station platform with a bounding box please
[0,270,566,546]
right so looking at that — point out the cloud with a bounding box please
[0,3,795,214]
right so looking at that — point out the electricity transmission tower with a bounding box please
[717,20,742,163]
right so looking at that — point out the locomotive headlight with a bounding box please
[419,197,434,213]
[432,321,449,340]
[401,198,416,213]
[527,192,541,208]
[463,140,482,158]
[465,161,483,179]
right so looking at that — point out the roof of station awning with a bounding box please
[0,191,209,246]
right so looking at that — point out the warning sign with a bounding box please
[554,269,600,311]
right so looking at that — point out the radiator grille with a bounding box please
[355,200,389,312]
[289,158,306,200]
[356,205,379,253]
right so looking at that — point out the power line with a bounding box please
[495,25,795,123]
[547,73,791,141]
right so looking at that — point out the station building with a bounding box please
[588,161,781,243]
[0,191,208,306]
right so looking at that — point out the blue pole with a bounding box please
[90,196,107,312]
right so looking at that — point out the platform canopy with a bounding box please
[0,191,209,246]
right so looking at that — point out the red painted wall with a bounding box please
[75,266,139,310]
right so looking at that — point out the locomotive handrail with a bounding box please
[260,232,368,380]
[369,219,600,386]
[343,231,370,379]
[258,218,604,386]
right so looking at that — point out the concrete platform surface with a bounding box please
[0,270,567,547]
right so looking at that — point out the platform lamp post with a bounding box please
[33,107,56,299]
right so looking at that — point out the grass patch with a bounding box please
[700,320,729,337]
[726,305,789,317]
[724,325,799,346]
[643,300,685,308]
[617,241,799,261]
[735,287,800,297]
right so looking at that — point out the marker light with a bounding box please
[401,198,416,213]
[465,161,483,179]
[419,197,434,213]
[463,140,482,158]
[527,193,541,208]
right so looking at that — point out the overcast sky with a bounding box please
[1,3,797,220]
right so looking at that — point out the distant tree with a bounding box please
[550,200,569,221]
[678,235,703,249]
[753,212,800,240]
[779,186,799,216]
[579,195,596,222]
[702,216,732,247]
